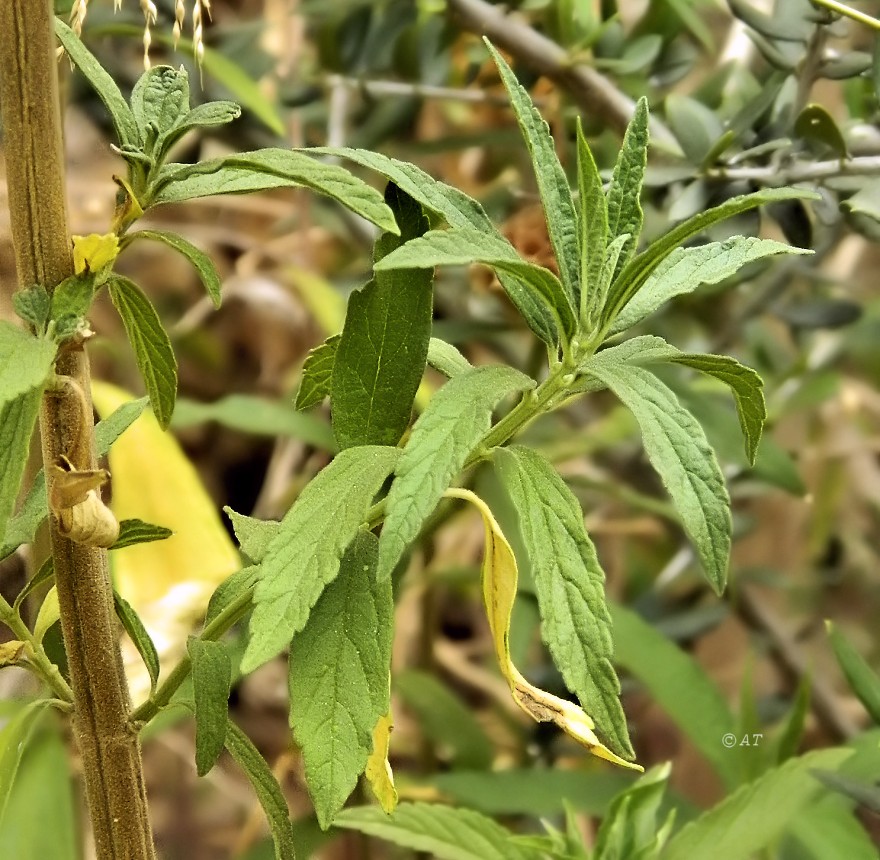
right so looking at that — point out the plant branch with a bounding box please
[706,155,880,184]
[0,3,155,858]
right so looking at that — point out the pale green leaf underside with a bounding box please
[243,445,399,672]
[494,446,633,761]
[610,236,812,334]
[427,338,472,378]
[582,350,730,592]
[377,366,535,580]
[0,323,56,408]
[188,638,231,777]
[289,531,392,829]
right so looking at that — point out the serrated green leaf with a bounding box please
[493,446,633,760]
[224,508,280,563]
[334,802,537,860]
[53,19,141,149]
[114,591,160,695]
[205,565,260,625]
[12,287,50,332]
[0,322,56,407]
[375,228,575,342]
[126,230,222,308]
[484,40,579,305]
[601,188,819,331]
[289,530,392,829]
[153,150,398,235]
[581,350,730,592]
[224,719,296,860]
[427,338,473,378]
[826,621,880,724]
[610,236,811,335]
[605,98,649,284]
[577,119,608,325]
[332,185,433,449]
[0,700,52,828]
[377,366,534,580]
[295,336,339,410]
[108,276,178,430]
[188,638,232,776]
[130,65,189,142]
[110,519,173,550]
[0,390,44,539]
[242,446,399,673]
[663,748,851,860]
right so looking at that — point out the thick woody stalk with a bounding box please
[0,2,156,858]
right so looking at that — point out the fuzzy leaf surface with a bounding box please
[224,508,279,563]
[377,366,534,580]
[296,336,339,410]
[289,531,392,828]
[577,119,609,323]
[130,66,189,140]
[188,638,232,776]
[242,446,399,672]
[0,324,56,407]
[114,591,160,694]
[427,338,472,378]
[0,390,44,539]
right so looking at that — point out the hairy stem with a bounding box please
[0,3,155,858]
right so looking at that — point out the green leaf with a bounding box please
[484,39,580,305]
[375,227,575,342]
[0,473,46,562]
[125,230,222,308]
[663,748,851,860]
[377,366,534,580]
[0,390,44,538]
[111,518,173,550]
[155,100,242,160]
[153,150,398,235]
[610,236,811,335]
[0,700,52,827]
[289,531,391,828]
[53,19,141,149]
[790,796,880,860]
[242,446,399,673]
[224,719,297,860]
[12,286,50,332]
[0,322,56,407]
[427,338,473,378]
[108,276,178,430]
[605,98,649,283]
[94,396,150,454]
[295,336,339,410]
[205,565,260,625]
[496,272,561,346]
[774,673,811,764]
[334,802,537,860]
[601,188,819,331]
[795,104,848,159]
[493,446,633,760]
[826,621,880,724]
[113,591,160,695]
[224,508,280,563]
[130,65,189,142]
[581,350,730,592]
[576,119,609,325]
[610,602,739,789]
[188,638,232,776]
[332,184,433,449]
[13,558,54,613]
[666,94,724,164]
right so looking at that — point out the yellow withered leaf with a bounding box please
[445,488,642,772]
[365,711,398,814]
[72,233,120,275]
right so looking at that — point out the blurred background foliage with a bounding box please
[3,0,880,857]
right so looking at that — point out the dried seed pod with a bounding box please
[49,457,120,548]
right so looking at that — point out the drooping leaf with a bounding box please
[289,531,392,828]
[580,350,730,592]
[188,637,232,776]
[377,366,534,580]
[0,322,56,407]
[427,338,473,378]
[111,519,173,550]
[332,184,433,449]
[0,390,44,538]
[609,236,811,335]
[113,591,161,695]
[295,336,339,410]
[826,621,880,724]
[107,276,178,429]
[484,39,580,305]
[493,446,634,761]
[125,230,222,308]
[242,446,399,673]
[130,65,189,141]
[224,719,297,860]
[576,118,609,325]
[224,508,280,564]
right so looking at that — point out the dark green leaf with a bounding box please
[108,276,178,430]
[576,119,608,325]
[110,519,173,550]
[224,508,280,563]
[795,105,848,159]
[114,591,160,694]
[188,638,232,776]
[496,272,561,346]
[0,390,44,539]
[827,621,880,724]
[377,366,534,580]
[0,322,57,407]
[295,336,339,410]
[494,446,633,760]
[289,531,392,828]
[242,446,399,673]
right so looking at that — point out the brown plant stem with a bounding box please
[0,2,156,858]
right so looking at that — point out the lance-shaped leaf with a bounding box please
[152,149,398,235]
[447,488,639,770]
[600,187,820,330]
[108,276,178,429]
[827,621,880,724]
[296,336,339,410]
[110,519,173,551]
[114,592,160,695]
[289,531,392,828]
[332,185,433,449]
[375,228,575,342]
[188,637,232,776]
[125,230,223,308]
[577,118,609,325]
[242,445,399,673]
[0,390,44,538]
[605,97,649,284]
[377,366,534,580]
[581,349,730,593]
[0,323,56,408]
[484,40,580,305]
[492,447,635,761]
[610,236,812,335]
